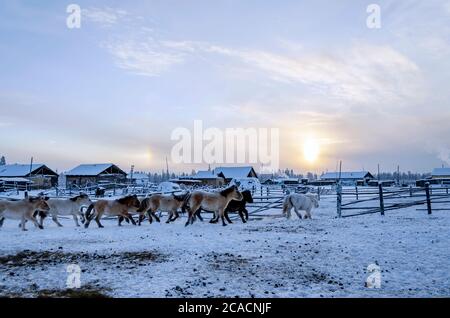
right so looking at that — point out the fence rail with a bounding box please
[337,183,450,218]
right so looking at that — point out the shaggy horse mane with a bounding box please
[117,195,137,205]
[70,193,88,202]
[220,185,237,197]
[172,192,189,202]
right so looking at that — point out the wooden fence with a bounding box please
[337,183,450,218]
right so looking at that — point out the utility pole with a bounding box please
[338,160,342,181]
[130,165,135,185]
[377,164,380,181]
[397,165,400,185]
[27,157,33,194]
[29,157,33,175]
[165,157,169,179]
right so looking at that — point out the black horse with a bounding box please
[192,189,253,224]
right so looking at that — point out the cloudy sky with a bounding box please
[0,0,449,174]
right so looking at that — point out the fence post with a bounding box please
[336,182,342,218]
[409,185,413,197]
[317,186,321,201]
[355,185,359,200]
[425,182,432,215]
[378,182,385,216]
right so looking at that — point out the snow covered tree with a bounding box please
[0,156,5,166]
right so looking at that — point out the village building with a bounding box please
[320,171,375,185]
[213,166,258,183]
[179,170,225,187]
[65,163,127,187]
[431,168,450,179]
[0,163,58,189]
[178,166,258,187]
[127,172,151,186]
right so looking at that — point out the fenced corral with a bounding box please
[337,183,450,218]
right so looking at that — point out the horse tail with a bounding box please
[85,203,95,220]
[282,195,292,215]
[181,193,192,214]
[136,198,148,213]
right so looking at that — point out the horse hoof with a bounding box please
[39,226,44,230]
[222,223,227,227]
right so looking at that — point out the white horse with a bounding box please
[40,194,92,227]
[282,193,319,219]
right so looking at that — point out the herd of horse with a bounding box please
[0,185,320,231]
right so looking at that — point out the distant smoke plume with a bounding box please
[437,147,450,165]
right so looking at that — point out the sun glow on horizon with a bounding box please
[303,138,320,163]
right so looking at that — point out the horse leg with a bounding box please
[38,212,47,227]
[72,214,80,227]
[244,208,249,221]
[94,213,104,228]
[51,214,63,227]
[209,210,219,224]
[79,211,86,224]
[224,211,233,224]
[196,210,203,221]
[26,213,43,230]
[166,210,175,224]
[118,216,124,226]
[21,215,28,231]
[0,217,4,228]
[219,209,227,226]
[125,213,136,225]
[151,210,160,223]
[148,211,154,224]
[237,208,246,223]
[172,210,180,222]
[305,208,312,219]
[84,211,95,228]
[293,207,303,219]
[138,214,145,226]
[185,207,196,226]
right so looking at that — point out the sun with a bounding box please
[303,138,320,163]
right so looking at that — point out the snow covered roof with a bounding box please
[127,172,150,180]
[320,171,373,180]
[0,164,57,177]
[192,170,220,179]
[432,168,450,177]
[213,166,257,179]
[65,163,126,176]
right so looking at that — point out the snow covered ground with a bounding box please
[0,193,449,298]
